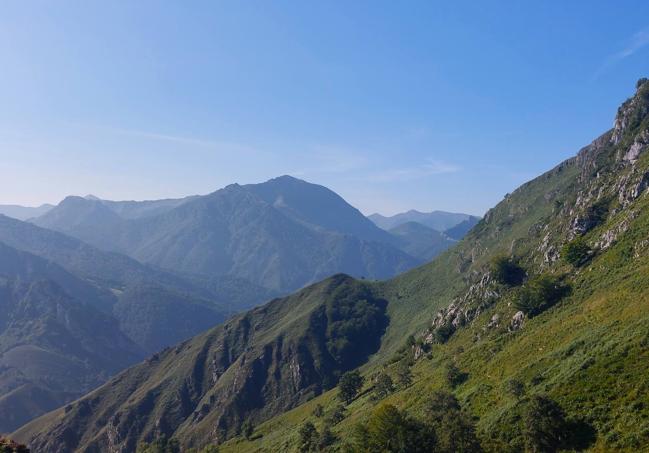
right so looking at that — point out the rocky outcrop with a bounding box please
[509,311,525,332]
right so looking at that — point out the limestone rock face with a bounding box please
[509,311,525,332]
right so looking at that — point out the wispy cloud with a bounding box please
[111,128,221,148]
[360,159,461,183]
[593,27,649,79]
[289,144,370,176]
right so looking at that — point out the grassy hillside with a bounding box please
[217,78,649,452]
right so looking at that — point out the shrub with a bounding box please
[425,392,481,453]
[490,255,526,286]
[326,404,347,425]
[241,419,254,440]
[317,424,337,450]
[515,274,570,317]
[298,422,318,452]
[338,370,364,404]
[137,437,180,453]
[312,403,324,418]
[445,363,467,388]
[505,379,526,399]
[523,395,568,452]
[372,372,394,400]
[363,404,437,453]
[434,324,454,343]
[396,360,413,388]
[562,237,592,267]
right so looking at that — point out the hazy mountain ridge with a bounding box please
[16,79,649,452]
[0,204,54,222]
[369,209,479,232]
[0,215,269,352]
[31,177,421,293]
[0,243,144,433]
[388,221,456,261]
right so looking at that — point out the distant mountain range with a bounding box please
[0,204,54,221]
[0,176,480,433]
[29,176,425,293]
[369,209,480,232]
[0,214,271,432]
[388,221,456,261]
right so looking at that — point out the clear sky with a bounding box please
[1,1,648,216]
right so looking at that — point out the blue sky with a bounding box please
[1,1,648,215]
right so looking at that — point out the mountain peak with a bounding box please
[612,76,649,146]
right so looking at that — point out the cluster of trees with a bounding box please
[0,437,29,453]
[490,255,526,286]
[298,421,337,452]
[339,360,414,407]
[136,437,218,453]
[561,237,592,267]
[323,285,388,372]
[346,391,481,453]
[514,274,571,317]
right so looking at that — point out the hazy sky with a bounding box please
[1,1,648,215]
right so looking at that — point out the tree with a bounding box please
[445,363,467,388]
[312,403,324,418]
[515,275,570,317]
[490,255,526,286]
[298,421,318,453]
[523,395,568,452]
[396,360,413,388]
[317,424,337,450]
[561,238,591,267]
[424,391,461,423]
[198,447,219,453]
[136,436,181,453]
[338,370,364,404]
[505,379,526,400]
[372,372,394,400]
[326,404,347,425]
[364,404,436,453]
[425,392,481,453]
[241,419,254,440]
[406,335,416,347]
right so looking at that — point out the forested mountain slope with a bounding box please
[0,243,143,433]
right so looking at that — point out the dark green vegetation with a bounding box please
[490,255,526,286]
[514,274,571,317]
[14,80,649,452]
[561,237,592,267]
[31,176,420,294]
[337,371,365,405]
